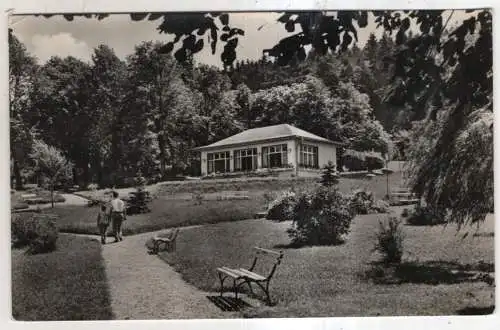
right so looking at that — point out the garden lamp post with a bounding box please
[381,167,394,200]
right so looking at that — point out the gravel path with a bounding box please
[100,229,235,319]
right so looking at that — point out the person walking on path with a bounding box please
[110,191,126,242]
[96,203,111,244]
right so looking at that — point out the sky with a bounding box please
[9,11,470,67]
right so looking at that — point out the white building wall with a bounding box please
[201,151,207,176]
[317,143,337,170]
[200,139,336,176]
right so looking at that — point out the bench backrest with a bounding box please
[249,247,284,280]
[170,228,180,241]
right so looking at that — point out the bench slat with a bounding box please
[217,267,243,279]
[153,237,173,242]
[237,268,266,281]
[253,247,282,257]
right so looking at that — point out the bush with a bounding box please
[406,205,446,226]
[348,189,388,214]
[12,202,29,210]
[342,150,367,171]
[374,216,404,264]
[341,149,385,172]
[87,183,99,191]
[267,191,297,221]
[349,189,374,215]
[263,191,278,207]
[192,191,203,205]
[372,200,390,214]
[287,187,354,246]
[11,213,59,254]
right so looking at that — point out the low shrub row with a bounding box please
[405,205,447,226]
[266,188,389,223]
[11,213,59,254]
[348,189,389,214]
[24,195,66,205]
[341,149,385,172]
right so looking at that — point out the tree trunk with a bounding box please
[158,134,167,178]
[13,158,22,190]
[50,182,54,208]
[83,162,90,188]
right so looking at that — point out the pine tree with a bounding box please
[126,171,152,214]
[320,161,339,187]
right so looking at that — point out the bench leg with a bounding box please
[218,273,226,297]
[255,280,272,305]
[233,279,238,299]
[246,280,254,295]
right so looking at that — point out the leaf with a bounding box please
[174,48,186,62]
[220,33,229,42]
[285,21,295,32]
[158,42,174,54]
[192,39,204,53]
[219,13,229,26]
[396,29,405,45]
[358,12,368,28]
[297,47,306,61]
[227,38,238,49]
[278,13,292,23]
[401,17,410,31]
[341,33,353,51]
[210,27,218,54]
[130,13,149,21]
[148,13,163,21]
[183,34,196,50]
[222,26,230,32]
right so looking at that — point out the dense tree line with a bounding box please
[10,29,396,189]
[10,9,493,226]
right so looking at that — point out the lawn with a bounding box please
[11,189,66,210]
[43,197,264,236]
[159,208,494,317]
[75,171,404,202]
[11,234,113,320]
[54,172,404,236]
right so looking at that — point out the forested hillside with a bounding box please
[10,30,403,188]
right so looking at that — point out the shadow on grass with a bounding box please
[457,305,495,315]
[363,260,494,285]
[473,232,494,238]
[274,236,346,249]
[206,296,252,312]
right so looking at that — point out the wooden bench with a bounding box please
[151,228,180,254]
[216,247,284,305]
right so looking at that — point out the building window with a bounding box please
[207,151,230,174]
[299,144,319,168]
[234,148,257,171]
[262,144,288,168]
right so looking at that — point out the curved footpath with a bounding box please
[79,229,237,319]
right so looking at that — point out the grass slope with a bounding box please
[51,172,404,236]
[159,210,494,317]
[11,234,113,320]
[44,198,263,236]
